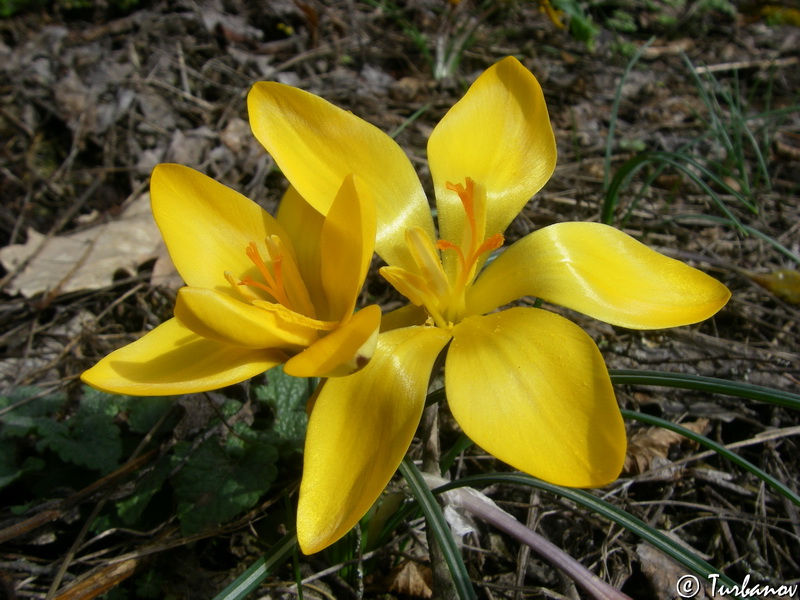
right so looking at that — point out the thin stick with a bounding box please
[694,56,798,75]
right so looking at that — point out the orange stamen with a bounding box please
[435,239,467,273]
[245,242,277,288]
[239,241,292,308]
[475,233,504,258]
[446,178,476,226]
[440,178,504,280]
[383,176,507,327]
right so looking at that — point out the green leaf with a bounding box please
[116,455,173,525]
[0,446,18,488]
[135,568,165,599]
[36,410,122,473]
[126,397,174,435]
[253,365,311,450]
[172,436,278,535]
[1,387,123,473]
[552,0,600,48]
[80,386,175,435]
[78,387,124,418]
[0,387,66,439]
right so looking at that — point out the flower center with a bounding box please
[228,235,317,319]
[381,177,503,328]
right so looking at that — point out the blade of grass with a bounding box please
[362,0,434,74]
[440,432,474,475]
[609,369,800,410]
[621,409,800,508]
[683,55,772,199]
[603,151,751,230]
[390,102,432,140]
[668,214,800,264]
[212,529,297,600]
[603,37,655,202]
[436,474,743,598]
[399,457,476,600]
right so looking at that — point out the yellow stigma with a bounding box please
[381,177,503,328]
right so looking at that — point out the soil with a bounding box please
[0,0,798,599]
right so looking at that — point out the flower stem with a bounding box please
[423,473,633,600]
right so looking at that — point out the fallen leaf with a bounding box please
[385,560,433,598]
[0,194,162,298]
[742,269,800,304]
[623,419,709,476]
[53,557,142,600]
[637,542,717,600]
[150,240,182,290]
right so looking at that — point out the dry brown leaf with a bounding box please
[149,240,183,290]
[641,38,694,59]
[0,194,162,298]
[385,560,433,598]
[53,557,142,600]
[742,269,800,304]
[637,543,720,600]
[623,418,710,476]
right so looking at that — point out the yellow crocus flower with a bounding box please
[248,56,731,554]
[82,165,380,395]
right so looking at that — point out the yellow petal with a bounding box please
[319,175,377,322]
[428,57,556,251]
[174,287,320,349]
[467,222,731,329]
[297,326,451,554]
[247,82,434,270]
[276,185,325,312]
[380,304,429,332]
[81,318,286,396]
[447,308,626,487]
[284,305,381,378]
[150,164,290,290]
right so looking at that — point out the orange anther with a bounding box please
[446,178,476,229]
[239,241,291,308]
[436,239,466,272]
[475,233,505,258]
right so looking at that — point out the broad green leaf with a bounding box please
[253,365,311,450]
[81,385,174,434]
[0,444,18,488]
[78,387,124,418]
[0,444,45,489]
[0,387,66,439]
[135,568,165,599]
[1,387,122,473]
[172,436,278,535]
[125,396,174,434]
[116,455,173,525]
[35,411,122,473]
